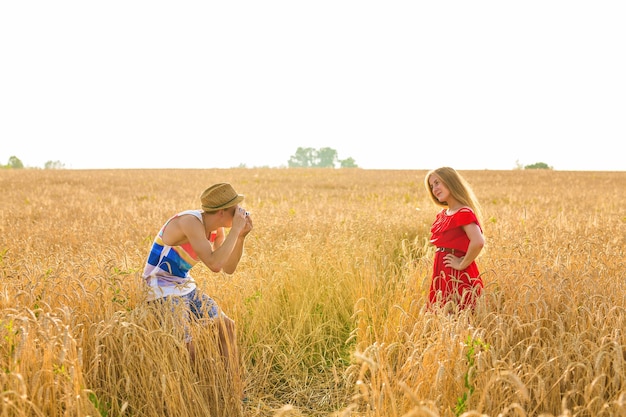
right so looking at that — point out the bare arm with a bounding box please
[218,216,253,274]
[174,214,243,273]
[443,222,484,271]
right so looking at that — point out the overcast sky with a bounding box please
[1,1,624,171]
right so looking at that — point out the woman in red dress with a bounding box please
[424,167,485,311]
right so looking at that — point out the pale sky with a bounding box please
[1,1,624,171]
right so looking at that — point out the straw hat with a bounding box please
[200,183,244,212]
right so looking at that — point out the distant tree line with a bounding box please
[2,156,24,169]
[288,147,358,168]
[1,156,65,169]
[515,160,553,170]
[4,153,553,170]
[524,162,552,170]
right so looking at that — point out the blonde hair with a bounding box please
[424,167,483,224]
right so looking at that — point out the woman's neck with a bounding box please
[445,200,464,214]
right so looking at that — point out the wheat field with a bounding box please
[1,168,625,417]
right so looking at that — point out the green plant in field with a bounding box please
[88,392,110,417]
[53,363,70,380]
[109,266,138,308]
[455,335,489,416]
[112,266,138,276]
[3,319,20,373]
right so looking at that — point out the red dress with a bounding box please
[428,207,483,310]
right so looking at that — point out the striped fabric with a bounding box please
[142,210,203,301]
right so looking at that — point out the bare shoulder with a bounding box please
[162,213,202,245]
[447,206,472,215]
[176,212,202,226]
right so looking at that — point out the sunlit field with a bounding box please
[1,168,625,417]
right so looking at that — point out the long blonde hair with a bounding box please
[424,167,483,224]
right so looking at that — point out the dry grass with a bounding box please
[1,168,625,417]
